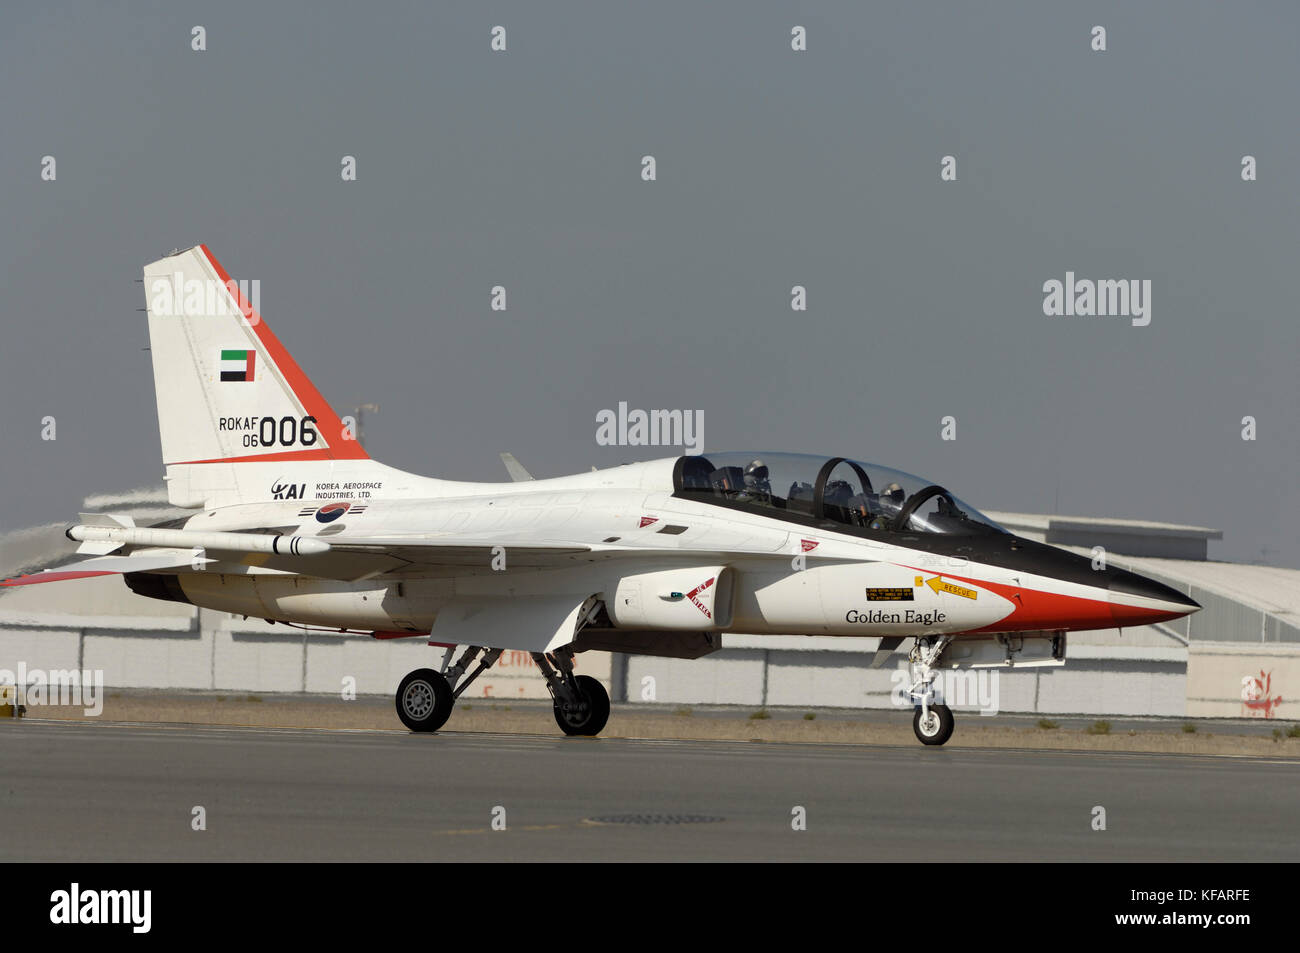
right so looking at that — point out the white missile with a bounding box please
[66,524,332,556]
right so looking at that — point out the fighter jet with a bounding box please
[3,246,1201,745]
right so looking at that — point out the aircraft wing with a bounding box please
[327,538,595,568]
[1,549,214,587]
[3,523,864,587]
[0,534,610,588]
[296,529,873,583]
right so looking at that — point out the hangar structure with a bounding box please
[1,487,1295,720]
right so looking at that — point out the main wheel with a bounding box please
[913,704,954,746]
[553,675,610,737]
[396,668,454,732]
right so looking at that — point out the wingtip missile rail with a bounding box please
[65,524,333,557]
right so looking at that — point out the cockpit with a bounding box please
[672,452,1006,536]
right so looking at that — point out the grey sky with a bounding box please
[1,2,1297,567]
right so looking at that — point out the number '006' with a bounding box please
[241,416,318,447]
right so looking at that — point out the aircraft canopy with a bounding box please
[672,452,1006,537]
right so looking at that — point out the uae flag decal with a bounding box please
[220,349,256,382]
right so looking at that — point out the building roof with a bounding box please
[1101,552,1300,621]
[988,509,1297,625]
[986,511,1222,540]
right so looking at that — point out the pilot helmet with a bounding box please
[744,459,769,483]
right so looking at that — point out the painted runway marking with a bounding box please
[4,719,1298,764]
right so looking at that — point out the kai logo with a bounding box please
[272,478,307,500]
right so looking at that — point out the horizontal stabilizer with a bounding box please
[77,512,136,527]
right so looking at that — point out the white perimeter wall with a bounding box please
[622,650,1187,716]
[1,592,1292,721]
[0,607,611,702]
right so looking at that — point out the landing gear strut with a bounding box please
[395,645,502,732]
[395,634,610,737]
[908,635,955,746]
[533,648,610,736]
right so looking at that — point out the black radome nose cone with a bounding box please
[1107,569,1200,610]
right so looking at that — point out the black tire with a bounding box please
[396,668,454,732]
[553,674,610,737]
[913,703,954,746]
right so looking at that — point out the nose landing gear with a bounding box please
[908,635,955,746]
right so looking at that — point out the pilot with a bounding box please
[879,482,905,513]
[739,459,772,504]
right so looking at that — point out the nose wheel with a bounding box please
[907,635,956,746]
[913,703,954,745]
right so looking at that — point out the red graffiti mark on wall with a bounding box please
[497,650,537,669]
[1241,670,1283,719]
[492,651,580,672]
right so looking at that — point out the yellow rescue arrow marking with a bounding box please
[925,575,978,600]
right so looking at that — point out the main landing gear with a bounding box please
[395,644,610,737]
[396,669,454,732]
[396,645,502,732]
[534,648,610,737]
[908,635,955,746]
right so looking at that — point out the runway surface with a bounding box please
[2,720,1296,862]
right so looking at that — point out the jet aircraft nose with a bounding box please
[1105,567,1200,626]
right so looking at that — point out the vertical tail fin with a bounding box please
[143,245,370,507]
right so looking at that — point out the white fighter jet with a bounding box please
[3,246,1201,745]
